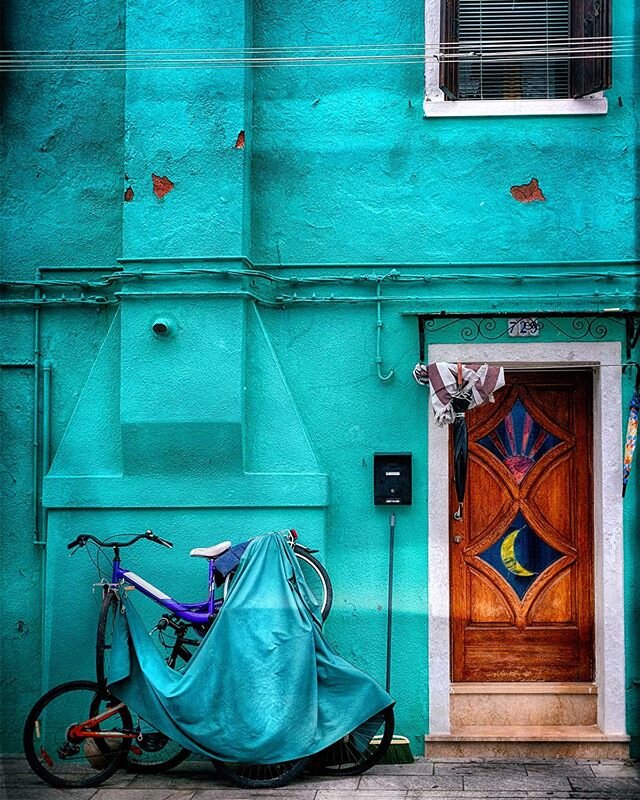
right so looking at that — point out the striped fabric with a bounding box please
[413,362,506,425]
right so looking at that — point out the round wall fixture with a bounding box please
[151,317,176,338]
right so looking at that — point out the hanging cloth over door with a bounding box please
[413,361,505,519]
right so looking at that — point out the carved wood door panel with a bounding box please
[450,371,594,682]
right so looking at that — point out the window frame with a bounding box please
[423,0,609,117]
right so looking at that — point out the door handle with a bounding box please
[452,535,463,544]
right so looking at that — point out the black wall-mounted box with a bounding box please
[374,453,412,505]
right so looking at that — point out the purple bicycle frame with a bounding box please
[112,556,223,624]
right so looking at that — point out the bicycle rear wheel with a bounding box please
[293,545,333,621]
[23,680,131,788]
[311,705,395,775]
[211,756,309,788]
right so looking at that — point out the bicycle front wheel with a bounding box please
[211,756,309,788]
[293,545,333,621]
[311,705,395,775]
[23,680,131,788]
[96,591,119,687]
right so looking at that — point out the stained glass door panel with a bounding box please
[450,371,594,682]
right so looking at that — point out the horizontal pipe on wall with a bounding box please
[117,255,640,270]
[113,268,640,284]
[38,265,122,272]
[0,362,35,367]
[3,270,640,296]
[0,298,117,307]
[114,289,278,304]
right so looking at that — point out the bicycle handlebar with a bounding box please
[67,530,174,551]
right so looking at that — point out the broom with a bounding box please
[378,511,414,764]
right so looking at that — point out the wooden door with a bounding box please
[450,371,594,682]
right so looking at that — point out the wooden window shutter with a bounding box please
[439,0,459,100]
[570,0,612,97]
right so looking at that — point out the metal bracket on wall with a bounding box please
[417,311,640,362]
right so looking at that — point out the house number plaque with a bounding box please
[508,318,540,337]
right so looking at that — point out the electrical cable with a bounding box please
[0,37,635,71]
[0,35,635,53]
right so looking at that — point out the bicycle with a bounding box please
[23,528,334,788]
[94,528,331,775]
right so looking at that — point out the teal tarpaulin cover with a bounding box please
[108,532,393,763]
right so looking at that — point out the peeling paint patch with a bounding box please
[510,178,545,203]
[234,130,245,149]
[124,186,134,202]
[152,174,175,199]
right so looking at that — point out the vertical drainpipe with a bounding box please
[32,277,42,545]
[40,360,52,695]
[41,361,52,540]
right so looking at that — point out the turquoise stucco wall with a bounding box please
[1,0,639,758]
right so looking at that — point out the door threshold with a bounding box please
[451,682,597,695]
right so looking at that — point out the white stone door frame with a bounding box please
[427,341,626,736]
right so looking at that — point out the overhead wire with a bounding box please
[1,35,636,52]
[0,36,636,71]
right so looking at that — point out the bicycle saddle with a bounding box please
[189,541,232,559]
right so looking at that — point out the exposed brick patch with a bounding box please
[124,186,134,202]
[234,130,245,149]
[510,178,545,203]
[152,174,175,199]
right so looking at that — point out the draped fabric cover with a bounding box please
[108,533,393,763]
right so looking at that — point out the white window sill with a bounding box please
[422,97,608,117]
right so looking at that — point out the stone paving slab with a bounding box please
[358,774,463,791]
[524,763,595,777]
[591,762,640,777]
[435,762,528,775]
[369,763,436,775]
[194,794,316,800]
[315,793,406,800]
[93,792,196,800]
[2,789,100,800]
[4,757,640,800]
[568,775,640,793]
[463,774,572,791]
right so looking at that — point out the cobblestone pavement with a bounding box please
[2,756,640,800]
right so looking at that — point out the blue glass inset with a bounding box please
[477,512,563,600]
[477,398,561,484]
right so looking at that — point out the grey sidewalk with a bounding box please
[2,756,640,800]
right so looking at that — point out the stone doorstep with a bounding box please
[450,683,598,728]
[425,726,630,759]
[429,726,629,742]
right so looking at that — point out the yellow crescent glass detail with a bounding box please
[500,528,536,577]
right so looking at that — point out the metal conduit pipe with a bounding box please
[38,362,52,695]
[376,272,397,381]
[38,361,52,546]
[116,255,640,269]
[4,261,640,287]
[32,282,41,546]
[0,299,116,306]
[112,268,640,285]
